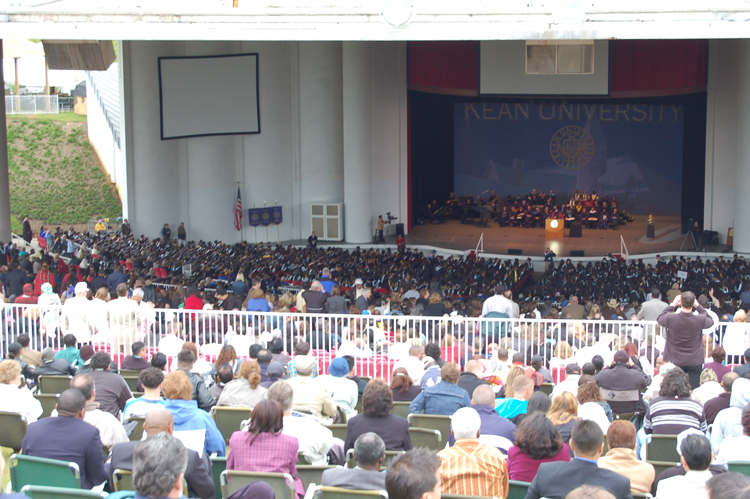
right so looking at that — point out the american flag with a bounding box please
[234,187,242,231]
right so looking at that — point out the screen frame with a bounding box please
[158,52,261,140]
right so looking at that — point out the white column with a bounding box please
[733,40,750,253]
[343,41,373,244]
[0,41,12,242]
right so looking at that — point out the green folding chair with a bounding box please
[10,454,81,491]
[540,383,554,396]
[646,434,679,463]
[220,470,295,499]
[345,449,403,470]
[119,369,141,377]
[507,480,531,499]
[298,452,312,465]
[355,398,363,414]
[125,416,145,442]
[390,401,411,419]
[112,469,135,492]
[33,393,59,419]
[318,486,387,499]
[122,376,140,392]
[728,461,750,476]
[0,412,28,452]
[19,485,106,499]
[37,375,72,394]
[211,406,251,444]
[297,465,339,488]
[408,427,442,451]
[337,406,348,424]
[407,414,451,444]
[326,424,348,441]
[646,460,676,478]
[210,456,226,499]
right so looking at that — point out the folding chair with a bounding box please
[646,460,677,478]
[407,414,451,445]
[210,456,226,499]
[211,406,252,444]
[408,427,442,451]
[645,434,679,463]
[326,424,348,441]
[728,461,750,477]
[37,375,72,394]
[390,401,411,419]
[10,454,81,491]
[19,486,106,499]
[125,416,145,441]
[33,393,59,419]
[297,465,339,488]
[507,480,531,499]
[112,469,135,492]
[122,376,140,392]
[345,449,403,470]
[318,486,388,499]
[540,383,554,396]
[0,412,27,452]
[220,470,295,499]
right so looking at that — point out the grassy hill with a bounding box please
[6,116,122,233]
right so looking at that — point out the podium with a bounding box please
[545,219,564,238]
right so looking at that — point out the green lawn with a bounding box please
[6,112,87,123]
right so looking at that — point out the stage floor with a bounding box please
[403,215,717,257]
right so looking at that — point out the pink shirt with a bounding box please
[506,443,571,482]
[227,431,304,498]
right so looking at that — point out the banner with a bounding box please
[453,101,684,215]
[272,206,283,225]
[248,208,262,227]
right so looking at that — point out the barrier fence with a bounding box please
[4,95,60,115]
[0,303,730,383]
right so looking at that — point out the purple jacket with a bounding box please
[657,304,713,366]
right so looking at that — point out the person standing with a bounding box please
[647,214,655,241]
[308,231,318,249]
[657,291,714,388]
[481,284,513,317]
[177,223,187,246]
[120,218,131,237]
[544,248,556,272]
[22,216,32,244]
[162,223,171,243]
[377,216,385,243]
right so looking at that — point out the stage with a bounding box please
[402,215,722,257]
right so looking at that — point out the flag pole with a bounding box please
[264,201,269,242]
[276,200,280,244]
[238,182,243,242]
[253,203,257,243]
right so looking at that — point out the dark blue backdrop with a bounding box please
[453,101,684,215]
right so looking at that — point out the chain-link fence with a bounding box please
[4,95,60,115]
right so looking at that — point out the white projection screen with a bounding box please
[158,53,260,140]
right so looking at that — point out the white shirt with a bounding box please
[655,469,712,499]
[0,383,43,423]
[392,356,425,386]
[84,405,130,448]
[315,375,359,418]
[481,294,514,317]
[690,381,724,406]
[577,401,610,433]
[551,374,581,401]
[716,435,750,465]
[722,322,750,357]
[282,414,333,466]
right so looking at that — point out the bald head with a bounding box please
[143,407,174,437]
[723,372,740,392]
[57,389,86,419]
[471,384,496,406]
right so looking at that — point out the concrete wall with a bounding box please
[121,40,407,243]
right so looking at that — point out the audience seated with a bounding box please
[457,360,490,398]
[216,360,267,408]
[22,389,108,489]
[655,434,713,499]
[55,334,83,369]
[267,380,337,465]
[386,448,442,499]
[70,373,129,448]
[121,341,151,371]
[260,362,284,389]
[321,433,386,490]
[0,359,42,423]
[552,363,582,400]
[131,432,190,499]
[506,412,571,482]
[691,368,724,406]
[34,346,75,383]
[315,357,359,418]
[439,407,508,498]
[705,472,750,499]
[495,375,534,420]
[419,357,441,390]
[596,350,650,417]
[576,377,610,433]
[392,345,426,384]
[16,334,41,368]
[345,379,412,453]
[525,420,632,499]
[409,363,470,416]
[210,363,234,397]
[644,367,707,435]
[715,402,750,465]
[162,370,226,457]
[513,391,552,427]
[110,407,215,499]
[176,348,216,412]
[597,421,655,494]
[84,351,132,419]
[468,384,516,447]
[704,373,738,425]
[548,392,580,446]
[122,367,166,419]
[226,399,305,499]
[733,348,750,377]
[286,355,338,424]
[703,346,731,381]
[390,367,422,402]
[288,342,318,378]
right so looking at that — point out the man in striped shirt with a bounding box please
[438,407,509,498]
[643,367,707,436]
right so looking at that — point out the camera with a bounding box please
[385,212,397,224]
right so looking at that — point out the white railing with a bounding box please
[5,95,60,115]
[1,303,727,382]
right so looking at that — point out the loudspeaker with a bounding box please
[395,223,405,236]
[569,222,582,238]
[508,248,523,255]
[570,250,585,257]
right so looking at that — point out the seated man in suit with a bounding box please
[525,419,633,499]
[321,432,386,490]
[110,407,215,499]
[21,389,108,489]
